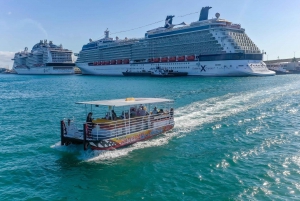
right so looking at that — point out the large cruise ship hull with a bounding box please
[76,60,275,76]
[15,66,75,75]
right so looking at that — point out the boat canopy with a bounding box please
[76,98,173,107]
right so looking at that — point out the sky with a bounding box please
[0,0,300,68]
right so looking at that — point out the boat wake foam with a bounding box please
[52,82,300,162]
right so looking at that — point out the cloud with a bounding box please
[0,51,15,68]
[8,11,11,15]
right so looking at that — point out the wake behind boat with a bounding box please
[60,97,174,150]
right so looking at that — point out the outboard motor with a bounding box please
[199,6,212,21]
[164,15,175,28]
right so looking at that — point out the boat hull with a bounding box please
[122,72,151,76]
[77,60,275,76]
[89,124,174,150]
[15,66,75,75]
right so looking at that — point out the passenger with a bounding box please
[170,108,174,117]
[143,106,149,115]
[86,112,94,133]
[86,112,93,123]
[125,112,129,119]
[137,105,143,116]
[152,107,158,115]
[120,111,125,119]
[112,110,117,120]
[158,109,164,114]
[139,107,146,116]
[130,107,136,117]
[105,112,111,120]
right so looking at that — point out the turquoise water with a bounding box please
[1,74,300,200]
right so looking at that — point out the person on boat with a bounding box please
[137,105,143,116]
[105,112,111,120]
[120,111,125,119]
[158,109,164,114]
[130,107,136,118]
[139,106,147,116]
[152,107,158,115]
[86,112,94,133]
[170,108,174,118]
[86,112,93,123]
[112,110,117,120]
[143,106,149,115]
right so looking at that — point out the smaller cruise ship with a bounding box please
[12,40,75,75]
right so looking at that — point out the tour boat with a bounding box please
[60,97,175,150]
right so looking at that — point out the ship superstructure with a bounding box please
[76,7,275,76]
[13,40,75,75]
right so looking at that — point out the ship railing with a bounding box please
[89,113,174,141]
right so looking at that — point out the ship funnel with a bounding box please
[164,15,175,28]
[199,6,212,21]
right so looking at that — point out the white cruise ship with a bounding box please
[12,40,75,75]
[76,7,275,76]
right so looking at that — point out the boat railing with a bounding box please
[89,113,174,140]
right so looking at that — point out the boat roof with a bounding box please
[76,98,173,107]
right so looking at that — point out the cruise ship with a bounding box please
[76,7,275,76]
[12,40,75,75]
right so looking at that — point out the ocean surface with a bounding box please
[1,74,300,200]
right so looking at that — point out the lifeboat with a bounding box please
[101,61,105,65]
[93,61,98,66]
[186,55,195,61]
[169,57,176,62]
[97,61,102,65]
[177,56,185,62]
[123,59,129,64]
[117,59,123,64]
[148,58,154,63]
[161,57,168,62]
[153,58,160,63]
[111,60,116,65]
[105,61,111,65]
